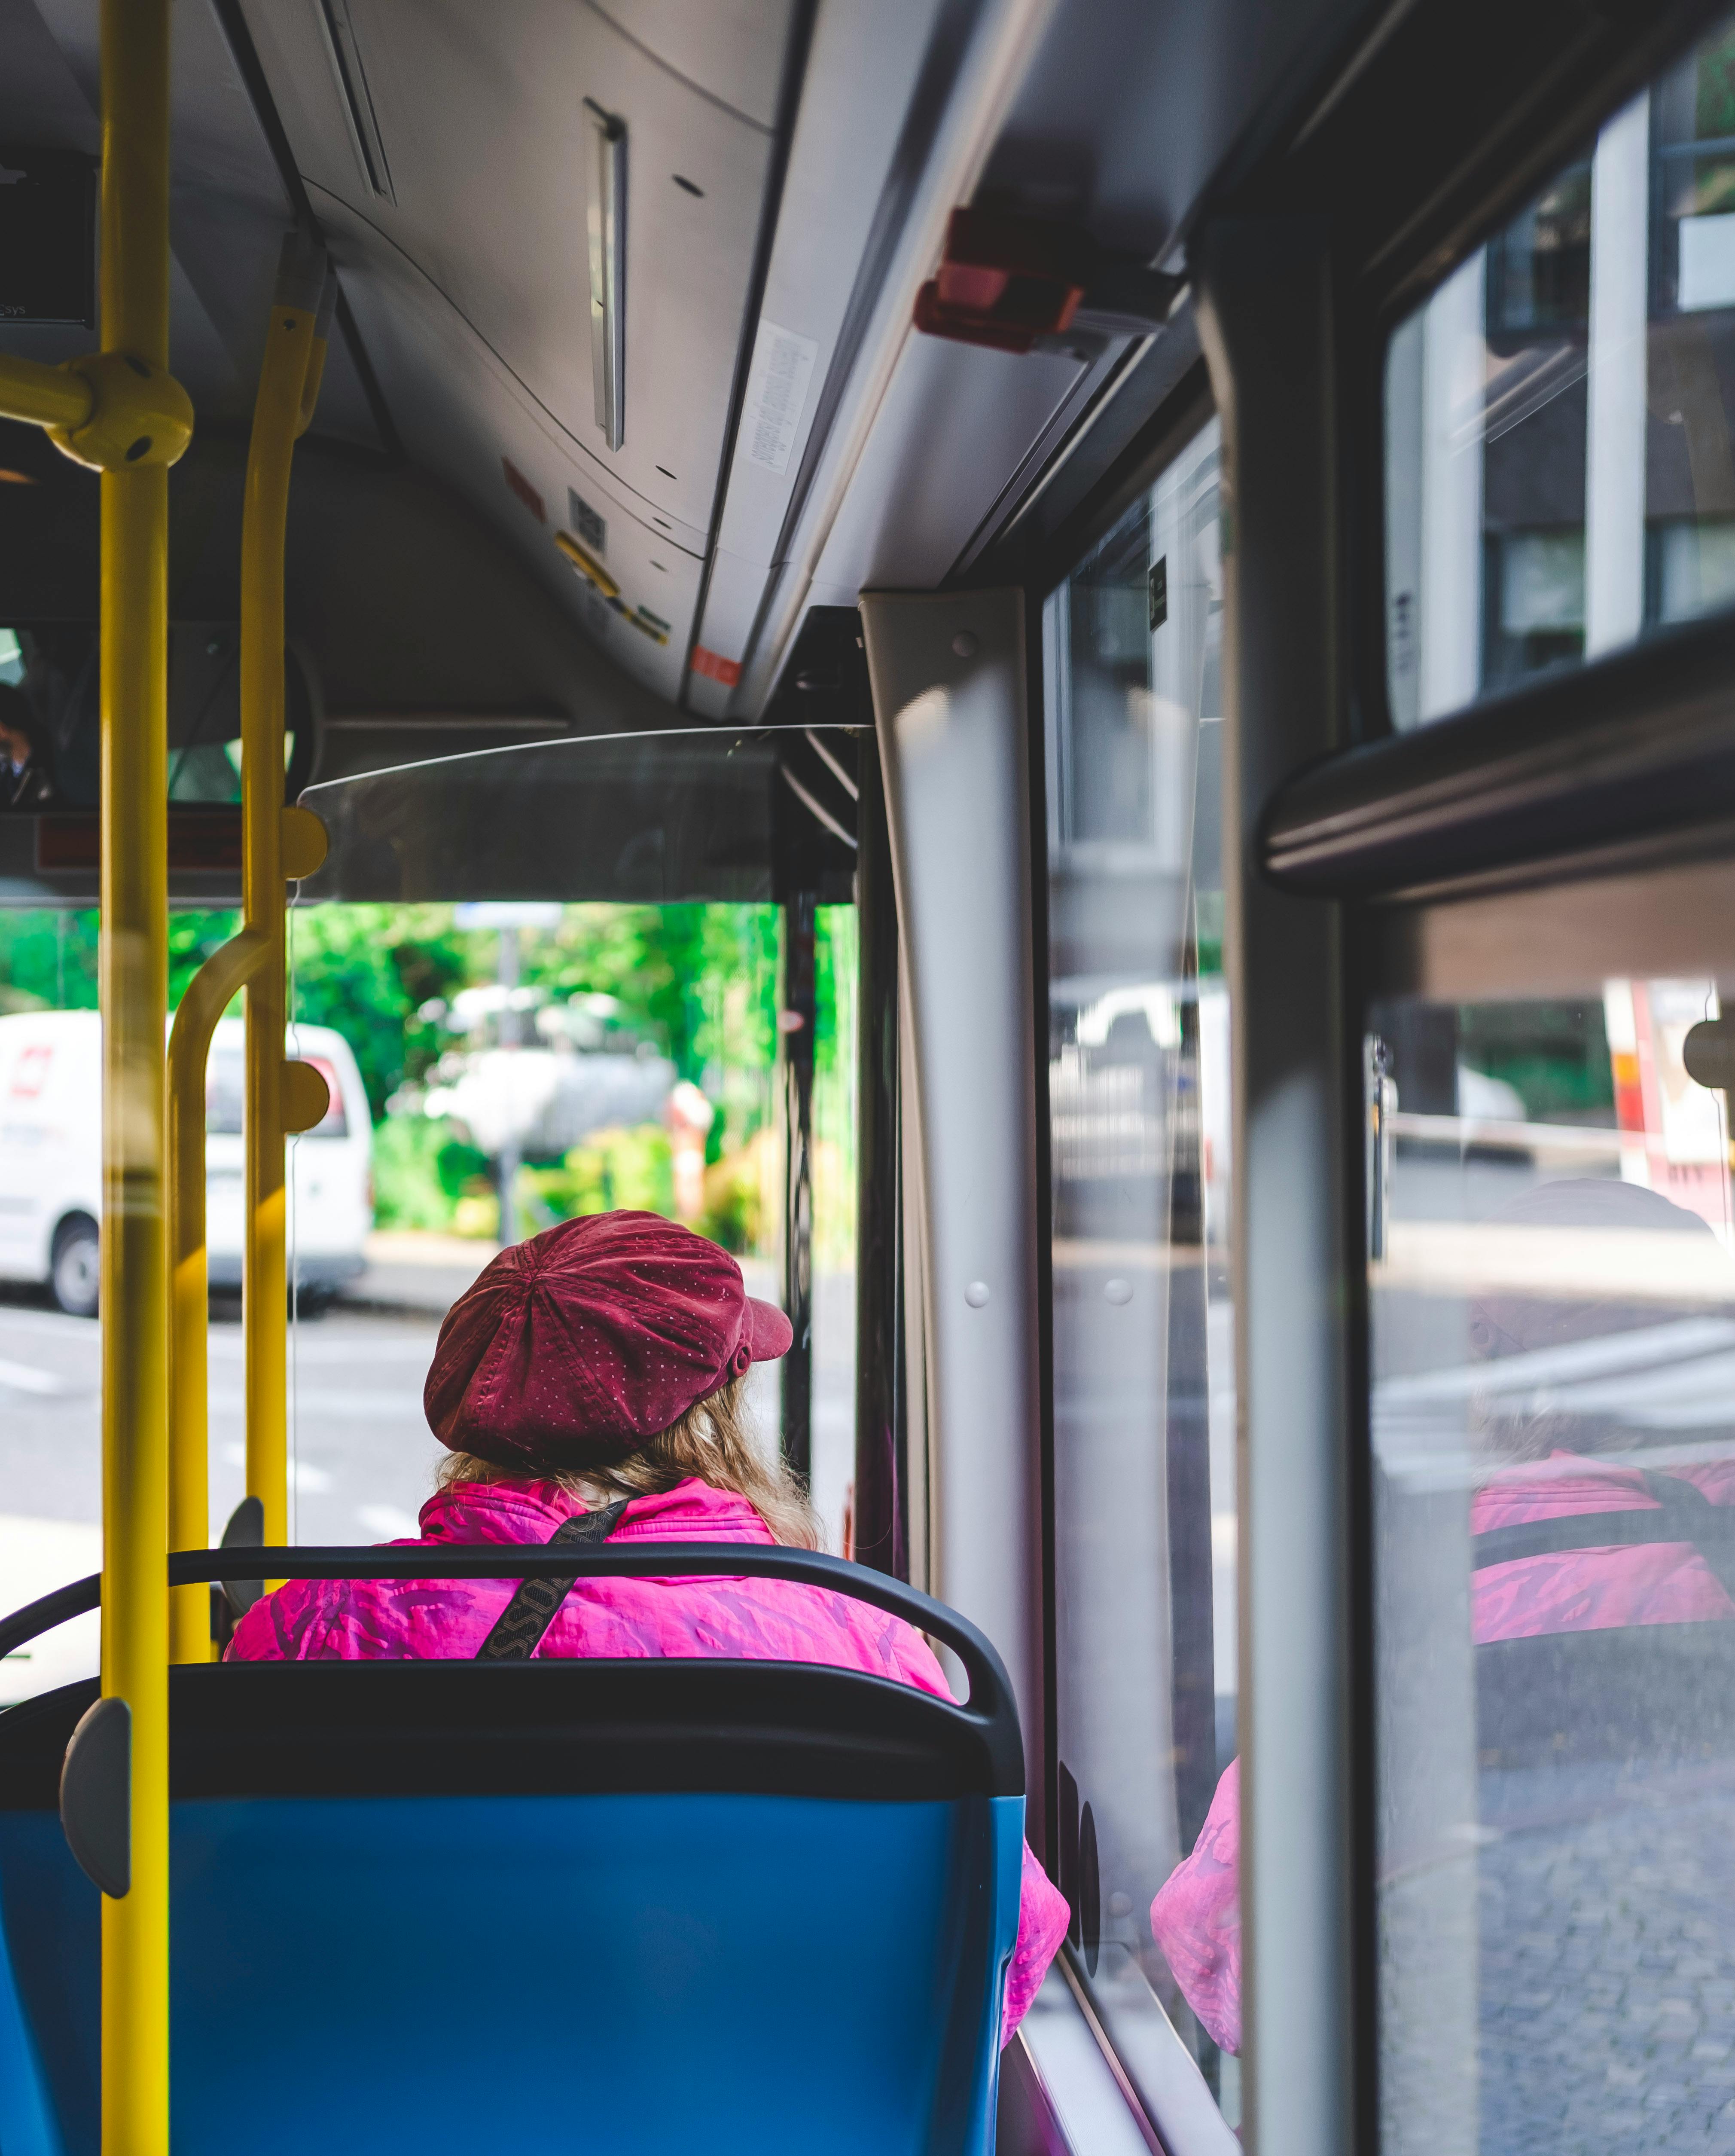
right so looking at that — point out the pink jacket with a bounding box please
[230,1472,1069,2039]
[1150,1449,1735,2054]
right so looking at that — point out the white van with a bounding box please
[0,1010,372,1317]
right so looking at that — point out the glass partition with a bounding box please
[1370,973,1735,2151]
[285,724,862,1554]
[1043,415,1239,2127]
[1385,7,1735,727]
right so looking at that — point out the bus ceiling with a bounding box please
[0,0,1375,775]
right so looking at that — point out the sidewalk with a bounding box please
[336,1230,501,1317]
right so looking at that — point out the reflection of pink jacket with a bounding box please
[1150,1451,1735,2053]
[230,1473,1069,2040]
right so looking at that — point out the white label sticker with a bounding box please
[744,320,818,477]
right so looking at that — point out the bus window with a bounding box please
[281,727,860,1551]
[1043,415,1238,2123]
[1369,980,1735,2148]
[1384,6,1735,727]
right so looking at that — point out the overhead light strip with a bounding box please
[584,99,626,451]
[317,0,396,206]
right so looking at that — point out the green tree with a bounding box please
[289,901,482,1116]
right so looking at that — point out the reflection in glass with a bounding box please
[1385,9,1735,725]
[1044,417,1239,2126]
[1371,983,1735,2152]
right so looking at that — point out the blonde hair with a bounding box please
[436,1369,822,1549]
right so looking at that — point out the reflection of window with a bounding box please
[1652,514,1735,620]
[1386,6,1735,726]
[168,732,298,806]
[1484,529,1585,686]
[1655,24,1735,312]
[1485,163,1592,337]
[1677,211,1735,309]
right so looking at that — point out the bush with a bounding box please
[698,1134,775,1254]
[526,1124,674,1222]
[436,1136,491,1200]
[370,1113,497,1233]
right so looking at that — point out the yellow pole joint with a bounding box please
[0,340,192,481]
[47,350,193,472]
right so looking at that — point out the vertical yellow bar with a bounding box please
[241,262,317,1553]
[98,0,171,2147]
[166,1011,212,1662]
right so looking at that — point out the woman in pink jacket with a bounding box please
[232,1208,1068,2039]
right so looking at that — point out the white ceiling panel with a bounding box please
[245,0,776,536]
[584,0,795,132]
[319,187,703,703]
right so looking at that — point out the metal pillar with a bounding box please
[781,891,817,1481]
[852,741,905,1576]
[859,588,1045,1835]
[496,922,523,1246]
[1195,218,1359,2156]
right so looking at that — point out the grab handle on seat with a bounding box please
[61,1695,131,1898]
[0,1547,1027,1797]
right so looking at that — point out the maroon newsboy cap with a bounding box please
[424,1210,793,1470]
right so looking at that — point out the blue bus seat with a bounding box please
[0,1649,1023,2156]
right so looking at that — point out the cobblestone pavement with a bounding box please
[1478,1759,1735,2153]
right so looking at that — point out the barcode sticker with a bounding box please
[744,320,818,477]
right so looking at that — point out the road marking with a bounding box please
[0,1356,68,1396]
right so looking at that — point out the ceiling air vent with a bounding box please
[318,0,396,207]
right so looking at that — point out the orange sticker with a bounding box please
[502,457,544,524]
[691,646,741,687]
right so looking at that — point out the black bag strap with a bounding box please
[1470,1471,1735,1597]
[474,1500,631,1662]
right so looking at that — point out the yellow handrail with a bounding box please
[167,928,268,1665]
[165,803,328,1658]
[96,3,184,2148]
[242,240,329,1562]
[0,351,93,433]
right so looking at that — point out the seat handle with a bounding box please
[1,1546,1027,1796]
[60,1695,131,1897]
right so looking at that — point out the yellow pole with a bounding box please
[242,241,324,1557]
[0,9,191,2145]
[99,1,172,2146]
[167,929,268,1663]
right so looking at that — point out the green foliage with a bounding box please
[1699,26,1735,142]
[0,898,858,1269]
[370,1112,457,1232]
[698,1139,771,1254]
[436,1136,491,1200]
[1456,999,1614,1123]
[526,1124,674,1224]
[290,902,479,1118]
[0,908,252,1016]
